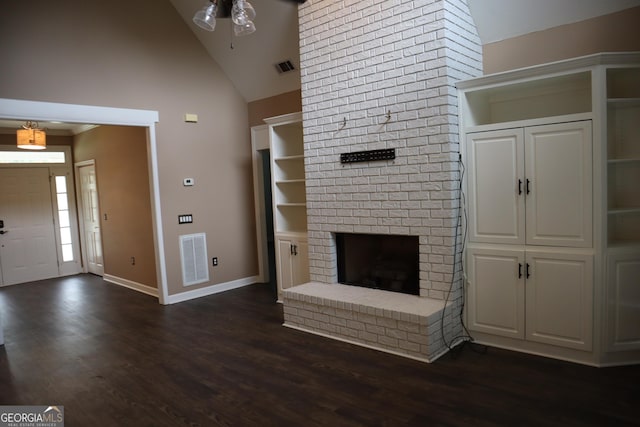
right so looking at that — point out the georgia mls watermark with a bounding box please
[0,406,64,427]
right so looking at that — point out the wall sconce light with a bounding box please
[17,121,46,150]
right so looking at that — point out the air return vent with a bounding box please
[180,233,209,286]
[275,60,296,74]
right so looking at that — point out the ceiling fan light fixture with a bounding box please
[17,121,46,150]
[231,0,255,26]
[193,1,218,31]
[233,20,256,36]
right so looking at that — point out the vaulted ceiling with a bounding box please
[168,0,640,102]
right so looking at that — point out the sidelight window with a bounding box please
[54,175,74,262]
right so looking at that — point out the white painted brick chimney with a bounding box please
[290,0,482,358]
[299,0,481,293]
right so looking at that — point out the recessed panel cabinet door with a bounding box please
[467,247,525,339]
[525,250,593,351]
[525,121,593,247]
[466,129,525,244]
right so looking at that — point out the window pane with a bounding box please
[0,151,65,164]
[57,193,68,210]
[55,175,67,193]
[60,227,72,244]
[62,244,74,262]
[59,210,70,227]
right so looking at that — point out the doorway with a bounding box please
[76,161,104,276]
[0,98,166,303]
[260,150,276,297]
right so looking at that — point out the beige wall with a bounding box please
[74,126,157,288]
[248,90,302,127]
[0,1,258,297]
[484,6,640,74]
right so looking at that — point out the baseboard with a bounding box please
[164,276,259,304]
[103,274,159,298]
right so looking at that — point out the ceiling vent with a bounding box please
[275,60,296,74]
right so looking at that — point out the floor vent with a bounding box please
[179,233,209,286]
[275,60,296,74]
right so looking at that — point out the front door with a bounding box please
[0,168,59,286]
[77,163,104,276]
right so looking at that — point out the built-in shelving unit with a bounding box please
[264,112,310,300]
[606,68,640,247]
[458,52,640,366]
[268,118,307,234]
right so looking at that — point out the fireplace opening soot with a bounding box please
[336,233,419,296]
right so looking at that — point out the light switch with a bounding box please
[184,113,198,123]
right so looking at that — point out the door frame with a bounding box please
[251,124,270,283]
[74,159,103,276]
[0,98,167,304]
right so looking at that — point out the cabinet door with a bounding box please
[292,238,310,287]
[276,237,294,299]
[606,250,640,352]
[525,121,592,247]
[525,250,593,350]
[467,247,525,339]
[466,129,525,244]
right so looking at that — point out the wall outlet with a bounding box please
[212,257,218,266]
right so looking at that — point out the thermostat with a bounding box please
[183,178,194,186]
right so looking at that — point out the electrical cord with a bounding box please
[439,152,486,357]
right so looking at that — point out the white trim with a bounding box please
[104,274,159,298]
[251,124,270,283]
[0,98,168,305]
[165,276,259,304]
[74,159,96,275]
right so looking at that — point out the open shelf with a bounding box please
[463,71,592,127]
[268,113,307,235]
[607,67,640,247]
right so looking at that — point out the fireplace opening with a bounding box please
[336,233,419,295]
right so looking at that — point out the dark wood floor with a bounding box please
[0,275,638,426]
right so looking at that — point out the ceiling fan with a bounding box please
[193,0,306,35]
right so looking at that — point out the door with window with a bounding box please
[0,168,59,286]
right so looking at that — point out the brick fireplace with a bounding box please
[282,0,482,362]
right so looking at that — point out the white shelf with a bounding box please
[275,179,305,184]
[608,207,640,215]
[274,155,304,162]
[607,98,640,106]
[608,158,640,164]
[277,203,306,208]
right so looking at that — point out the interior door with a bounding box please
[0,168,59,286]
[78,163,104,276]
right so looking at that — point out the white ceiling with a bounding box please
[167,0,640,103]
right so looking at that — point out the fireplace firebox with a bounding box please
[336,233,419,295]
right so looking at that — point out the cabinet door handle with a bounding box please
[518,179,523,195]
[526,179,531,195]
[518,263,523,278]
[290,244,294,255]
[293,245,298,256]
[526,263,531,279]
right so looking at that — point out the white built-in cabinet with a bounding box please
[467,122,592,247]
[263,112,310,300]
[459,53,640,366]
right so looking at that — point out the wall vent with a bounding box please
[275,60,296,74]
[179,233,209,286]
